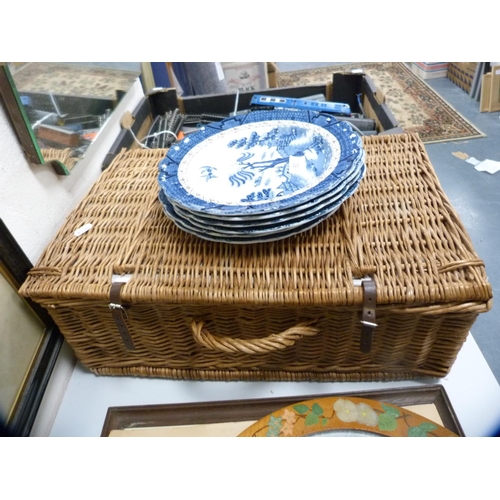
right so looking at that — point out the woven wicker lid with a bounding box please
[21,134,492,309]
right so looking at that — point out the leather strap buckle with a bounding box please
[109,281,135,351]
[360,276,377,353]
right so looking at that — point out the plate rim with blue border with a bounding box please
[158,110,363,217]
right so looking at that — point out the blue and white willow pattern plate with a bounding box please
[157,110,366,243]
[172,150,365,224]
[159,193,342,244]
[159,173,362,238]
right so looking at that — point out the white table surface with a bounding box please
[48,332,500,437]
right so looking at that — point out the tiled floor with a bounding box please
[36,63,500,437]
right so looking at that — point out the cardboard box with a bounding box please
[267,62,278,88]
[412,62,449,80]
[104,73,400,169]
[447,63,478,93]
[329,72,401,135]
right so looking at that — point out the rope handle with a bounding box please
[191,320,320,355]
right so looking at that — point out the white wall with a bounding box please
[0,78,145,435]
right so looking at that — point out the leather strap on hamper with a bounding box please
[360,277,377,353]
[109,282,135,350]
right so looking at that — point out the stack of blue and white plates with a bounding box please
[157,109,366,244]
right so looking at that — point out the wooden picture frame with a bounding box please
[101,384,464,437]
[0,219,63,436]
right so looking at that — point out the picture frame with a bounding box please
[221,62,269,93]
[101,384,464,437]
[0,64,45,166]
[0,218,63,436]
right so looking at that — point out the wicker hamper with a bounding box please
[20,133,492,381]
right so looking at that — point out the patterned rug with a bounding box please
[11,62,139,100]
[277,62,485,143]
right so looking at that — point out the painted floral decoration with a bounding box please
[238,396,458,438]
[333,398,359,423]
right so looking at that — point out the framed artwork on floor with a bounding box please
[101,384,464,437]
[0,219,63,436]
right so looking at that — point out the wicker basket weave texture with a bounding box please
[20,133,492,381]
